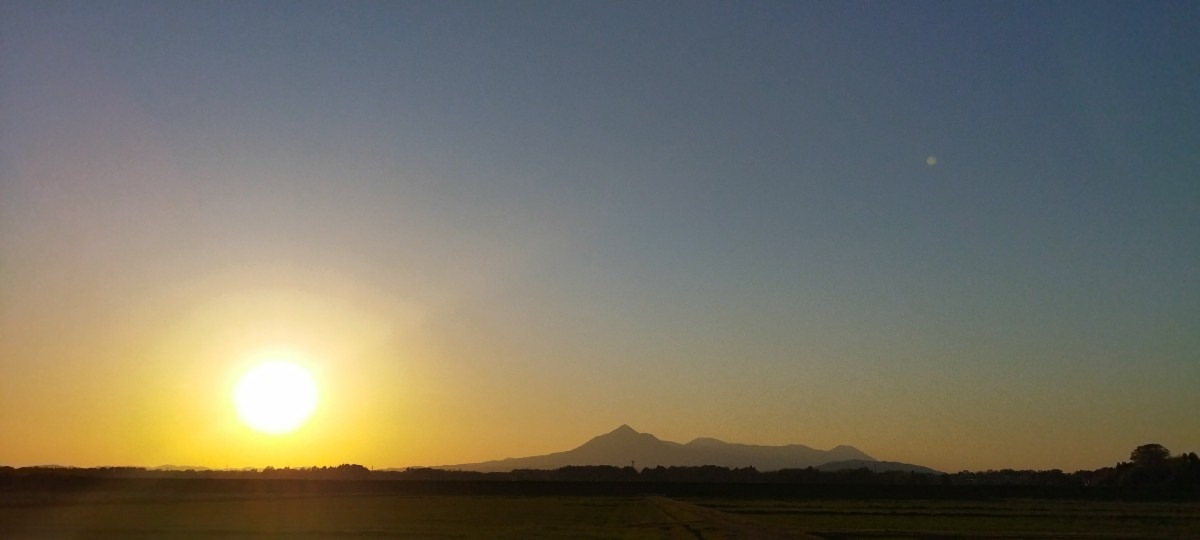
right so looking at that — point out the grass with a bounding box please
[2,490,1197,539]
[693,498,1200,539]
[2,494,679,539]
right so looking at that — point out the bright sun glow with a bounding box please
[234,360,319,435]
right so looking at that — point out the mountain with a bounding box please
[152,465,211,471]
[436,425,893,472]
[816,459,942,475]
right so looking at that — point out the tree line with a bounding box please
[3,444,1197,489]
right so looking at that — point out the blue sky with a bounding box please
[1,1,1197,471]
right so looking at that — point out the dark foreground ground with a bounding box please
[3,480,1198,539]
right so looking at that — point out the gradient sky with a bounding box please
[2,1,1197,473]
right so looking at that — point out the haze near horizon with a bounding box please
[1,1,1197,474]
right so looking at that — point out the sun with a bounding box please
[234,360,319,435]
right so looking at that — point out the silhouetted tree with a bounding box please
[1116,444,1181,487]
[1130,443,1170,466]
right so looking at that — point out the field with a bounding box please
[689,498,1200,539]
[3,486,1198,539]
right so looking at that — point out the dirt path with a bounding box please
[648,496,823,540]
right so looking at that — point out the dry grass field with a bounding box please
[2,490,1197,539]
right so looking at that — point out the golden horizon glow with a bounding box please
[234,360,320,435]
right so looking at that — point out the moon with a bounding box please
[926,155,938,166]
[233,360,319,434]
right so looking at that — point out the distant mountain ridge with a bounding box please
[152,465,212,471]
[434,425,935,473]
[816,459,941,475]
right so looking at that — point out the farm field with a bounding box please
[2,491,1198,539]
[687,497,1200,539]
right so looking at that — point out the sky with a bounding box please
[1,1,1197,473]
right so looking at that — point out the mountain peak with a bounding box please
[610,424,638,435]
[828,445,875,461]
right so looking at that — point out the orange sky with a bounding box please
[2,266,1189,472]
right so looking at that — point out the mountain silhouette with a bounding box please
[815,459,942,475]
[436,425,907,472]
[152,464,212,471]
